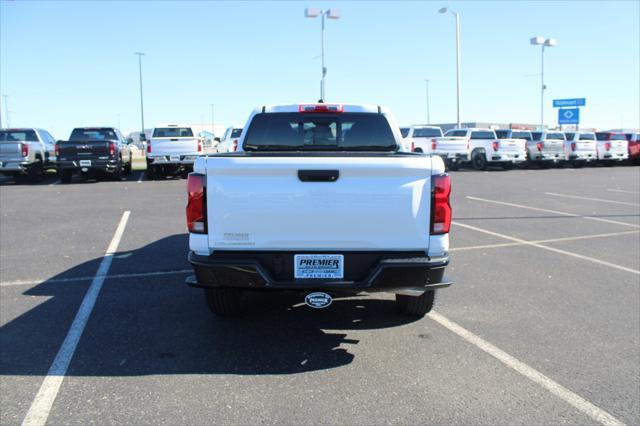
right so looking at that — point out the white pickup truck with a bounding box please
[447,128,527,170]
[146,125,202,179]
[400,125,468,170]
[186,103,453,317]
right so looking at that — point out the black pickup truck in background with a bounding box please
[56,127,133,183]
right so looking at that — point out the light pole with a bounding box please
[304,8,341,102]
[439,7,461,127]
[210,104,215,136]
[424,79,431,125]
[134,52,146,137]
[530,36,557,130]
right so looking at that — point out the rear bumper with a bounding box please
[187,251,451,293]
[598,152,628,161]
[528,151,563,162]
[0,160,31,174]
[435,152,468,163]
[57,159,118,172]
[489,152,526,163]
[567,152,596,162]
[147,155,198,166]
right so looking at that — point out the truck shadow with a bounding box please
[0,234,420,378]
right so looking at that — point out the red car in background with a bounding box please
[624,133,640,164]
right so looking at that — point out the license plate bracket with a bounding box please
[79,160,91,167]
[294,254,344,280]
[170,155,180,162]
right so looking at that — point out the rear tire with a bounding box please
[27,160,44,183]
[395,291,436,317]
[112,160,123,181]
[205,287,243,316]
[471,150,487,171]
[59,170,72,183]
[124,156,132,175]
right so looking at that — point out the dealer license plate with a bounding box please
[79,160,91,167]
[170,155,180,161]
[294,254,344,279]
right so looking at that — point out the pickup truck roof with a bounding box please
[255,103,390,115]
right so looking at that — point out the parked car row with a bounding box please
[400,125,640,170]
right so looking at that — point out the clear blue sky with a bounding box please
[1,0,638,138]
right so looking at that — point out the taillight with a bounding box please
[492,141,500,151]
[431,174,452,235]
[536,142,543,151]
[431,138,437,150]
[410,141,415,152]
[21,143,29,157]
[186,174,206,234]
[198,139,203,153]
[147,142,151,153]
[232,140,238,152]
[605,142,611,151]
[571,142,576,151]
[54,143,60,157]
[109,142,116,156]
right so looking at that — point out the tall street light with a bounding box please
[424,79,431,125]
[304,8,341,102]
[530,36,557,130]
[439,7,461,128]
[134,52,146,137]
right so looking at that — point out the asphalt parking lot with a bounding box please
[1,165,638,425]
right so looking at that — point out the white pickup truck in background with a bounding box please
[400,125,468,170]
[216,126,244,153]
[447,128,527,170]
[186,103,452,317]
[146,125,202,179]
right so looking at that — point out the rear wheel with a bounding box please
[27,160,44,183]
[112,160,123,181]
[205,287,243,316]
[124,155,132,175]
[395,291,436,317]
[59,170,72,183]
[471,150,487,171]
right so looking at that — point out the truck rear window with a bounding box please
[152,127,194,138]
[470,131,496,140]
[546,133,565,140]
[243,113,397,151]
[400,128,410,138]
[0,130,38,142]
[70,128,117,141]
[230,129,243,138]
[579,133,595,141]
[413,127,442,138]
[511,131,532,141]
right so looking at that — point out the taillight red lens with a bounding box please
[536,142,543,151]
[492,141,499,151]
[54,143,60,157]
[147,142,151,153]
[410,141,415,152]
[431,138,437,150]
[232,140,238,151]
[431,174,452,235]
[21,143,29,157]
[198,139,203,153]
[571,142,576,151]
[109,142,116,156]
[186,174,206,234]
[605,142,611,151]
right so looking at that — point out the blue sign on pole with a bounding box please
[553,98,586,108]
[558,108,580,125]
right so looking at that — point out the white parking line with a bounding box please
[22,211,130,426]
[0,269,192,288]
[451,230,640,252]
[607,189,639,195]
[137,172,144,183]
[466,196,640,229]
[429,312,624,426]
[452,221,640,275]
[545,192,640,207]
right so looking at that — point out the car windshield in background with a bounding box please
[512,131,532,140]
[230,129,243,138]
[413,128,441,138]
[546,133,565,140]
[70,128,116,141]
[495,130,509,139]
[243,113,397,151]
[470,131,495,139]
[609,134,627,141]
[0,130,38,142]
[152,127,194,138]
[579,134,596,141]
[400,128,410,138]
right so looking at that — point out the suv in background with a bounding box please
[217,126,244,153]
[146,125,202,179]
[528,131,565,167]
[563,132,597,167]
[595,132,628,165]
[0,128,58,182]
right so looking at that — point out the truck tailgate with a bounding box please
[150,138,198,155]
[205,155,433,251]
[0,142,23,161]
[59,140,111,159]
[435,137,468,153]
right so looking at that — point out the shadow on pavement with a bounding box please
[0,234,419,377]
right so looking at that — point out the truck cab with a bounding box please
[186,103,452,317]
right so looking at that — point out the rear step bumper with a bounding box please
[187,251,451,293]
[57,159,119,172]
